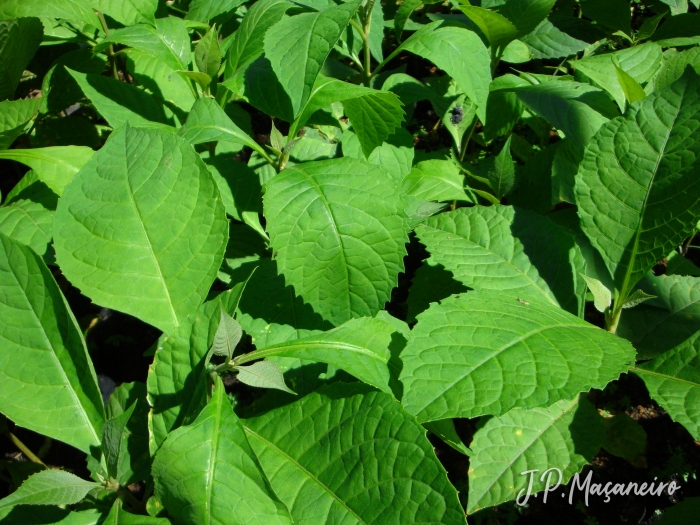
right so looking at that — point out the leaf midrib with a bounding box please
[238,341,387,364]
[633,366,700,388]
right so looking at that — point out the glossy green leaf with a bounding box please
[223,0,292,96]
[484,74,527,141]
[235,360,296,394]
[400,159,469,202]
[0,1,98,32]
[0,470,99,510]
[0,146,93,196]
[54,125,227,334]
[0,233,104,453]
[467,396,604,513]
[263,157,409,325]
[148,285,247,452]
[415,206,587,316]
[235,317,400,396]
[458,5,518,48]
[195,26,221,79]
[496,0,557,38]
[616,66,646,105]
[651,13,700,47]
[186,0,245,23]
[243,383,466,524]
[400,293,635,422]
[575,69,700,304]
[94,0,157,26]
[634,333,700,441]
[96,18,191,71]
[0,97,41,149]
[153,377,293,525]
[264,0,361,116]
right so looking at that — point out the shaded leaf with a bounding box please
[235,360,296,394]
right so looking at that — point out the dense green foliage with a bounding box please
[1,0,700,522]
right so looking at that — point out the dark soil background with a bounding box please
[2,1,700,523]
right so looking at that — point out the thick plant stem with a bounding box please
[96,12,119,80]
[606,307,622,334]
[3,430,47,466]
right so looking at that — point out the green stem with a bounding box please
[3,430,46,467]
[606,304,623,334]
[459,118,478,161]
[349,18,372,86]
[683,230,697,256]
[96,12,119,80]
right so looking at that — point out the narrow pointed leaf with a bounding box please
[0,470,99,510]
[575,69,700,302]
[211,309,242,360]
[488,135,515,199]
[263,157,410,325]
[153,377,293,525]
[0,233,104,453]
[54,125,227,334]
[400,293,635,422]
[242,383,466,524]
[102,402,136,481]
[415,206,587,316]
[621,289,656,309]
[195,26,221,79]
[235,360,296,394]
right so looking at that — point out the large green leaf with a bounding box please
[263,0,361,116]
[653,47,700,92]
[0,97,41,149]
[618,274,700,360]
[186,0,245,23]
[223,0,292,95]
[415,206,586,316]
[148,285,247,452]
[235,317,400,396]
[292,76,404,157]
[263,157,409,325]
[0,1,98,31]
[0,173,57,260]
[94,0,157,26]
[458,6,518,49]
[634,333,700,441]
[496,0,557,38]
[0,146,93,196]
[0,233,104,453]
[68,69,178,129]
[385,23,491,122]
[509,81,617,145]
[651,13,700,47]
[575,69,700,305]
[0,470,99,510]
[400,159,469,202]
[467,396,604,513]
[400,293,635,423]
[152,377,293,525]
[242,383,466,524]
[521,16,602,59]
[95,18,191,71]
[54,125,227,334]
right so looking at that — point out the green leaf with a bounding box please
[148,285,247,452]
[651,13,700,47]
[615,65,646,105]
[581,274,611,313]
[42,49,107,115]
[235,360,296,394]
[458,5,518,49]
[575,69,700,305]
[400,292,635,422]
[96,18,191,71]
[102,402,136,481]
[211,309,242,360]
[415,206,587,316]
[0,470,99,510]
[618,274,700,360]
[242,383,466,525]
[500,39,531,63]
[496,0,557,38]
[0,173,57,261]
[467,396,604,513]
[152,376,293,525]
[653,47,700,92]
[94,0,157,26]
[395,0,442,40]
[521,16,602,59]
[400,159,469,202]
[666,250,700,277]
[659,0,689,15]
[508,141,558,214]
[484,74,527,141]
[509,81,617,145]
[235,317,400,396]
[601,413,647,463]
[0,97,41,149]
[0,146,93,196]
[423,418,471,456]
[366,128,415,183]
[223,0,292,96]
[634,333,700,440]
[0,1,99,31]
[53,125,227,335]
[103,499,171,525]
[186,0,245,23]
[68,69,178,129]
[195,26,221,79]
[178,97,268,160]
[621,289,656,309]
[263,157,409,325]
[488,135,515,200]
[0,233,104,453]
[579,0,631,35]
[106,382,151,485]
[218,225,268,283]
[264,0,362,116]
[387,23,491,122]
